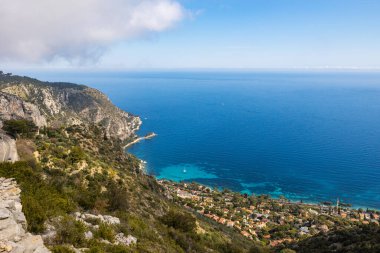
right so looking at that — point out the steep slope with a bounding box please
[0,72,141,141]
[0,125,260,253]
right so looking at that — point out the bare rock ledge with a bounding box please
[0,178,50,253]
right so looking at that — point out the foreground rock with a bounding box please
[0,178,50,253]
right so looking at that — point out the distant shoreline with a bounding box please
[124,132,157,149]
[156,177,379,212]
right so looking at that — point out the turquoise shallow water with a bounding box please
[30,71,380,209]
[156,164,218,181]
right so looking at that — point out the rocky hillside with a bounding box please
[0,72,141,141]
[0,177,49,253]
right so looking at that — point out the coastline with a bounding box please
[157,178,380,244]
[155,176,379,212]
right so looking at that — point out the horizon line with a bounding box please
[4,66,380,74]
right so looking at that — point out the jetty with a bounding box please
[124,132,157,149]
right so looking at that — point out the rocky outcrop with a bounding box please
[73,212,137,246]
[0,178,50,253]
[0,73,141,141]
[0,92,47,129]
[74,212,121,227]
[114,233,137,246]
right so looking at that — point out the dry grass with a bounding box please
[16,139,36,162]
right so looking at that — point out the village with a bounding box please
[158,180,380,247]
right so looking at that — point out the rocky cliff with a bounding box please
[0,178,49,253]
[0,73,141,141]
[0,92,47,129]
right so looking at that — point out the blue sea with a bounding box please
[31,71,380,209]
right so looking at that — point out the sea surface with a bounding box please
[31,71,380,209]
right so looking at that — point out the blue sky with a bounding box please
[2,0,380,70]
[101,0,380,69]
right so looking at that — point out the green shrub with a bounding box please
[2,119,38,138]
[51,245,76,253]
[75,188,98,210]
[161,210,196,233]
[87,246,105,253]
[104,244,134,253]
[21,195,47,233]
[94,223,115,242]
[105,180,129,211]
[68,146,86,164]
[55,215,86,246]
[124,215,156,240]
[217,243,244,253]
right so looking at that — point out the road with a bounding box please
[0,133,19,162]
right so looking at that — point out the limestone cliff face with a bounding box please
[0,92,47,129]
[0,74,141,141]
[0,178,50,253]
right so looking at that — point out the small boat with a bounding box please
[183,168,187,173]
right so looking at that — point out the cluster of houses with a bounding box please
[159,180,380,246]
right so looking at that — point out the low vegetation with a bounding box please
[0,162,74,232]
[2,119,38,139]
[293,224,380,253]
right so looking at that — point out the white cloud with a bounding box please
[0,0,184,63]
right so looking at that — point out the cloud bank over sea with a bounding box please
[0,0,184,63]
